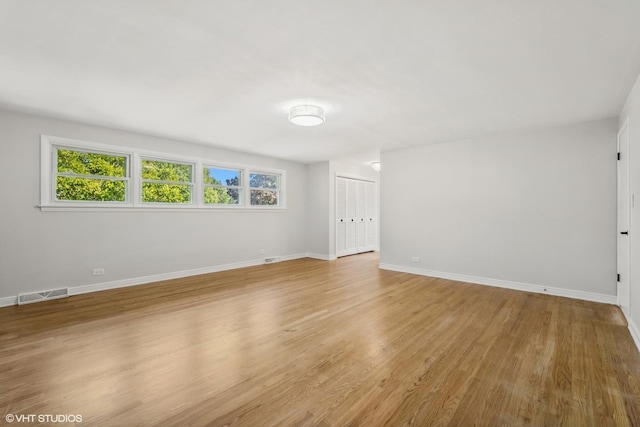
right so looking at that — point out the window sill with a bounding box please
[38,205,288,213]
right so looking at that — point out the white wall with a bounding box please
[306,161,331,258]
[620,72,640,349]
[0,110,308,302]
[380,119,617,302]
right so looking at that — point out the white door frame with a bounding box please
[617,117,630,315]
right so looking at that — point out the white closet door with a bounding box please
[336,177,348,256]
[344,179,358,255]
[363,181,376,252]
[356,180,367,251]
[336,177,376,257]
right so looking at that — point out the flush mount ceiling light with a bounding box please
[289,105,325,126]
[371,162,381,172]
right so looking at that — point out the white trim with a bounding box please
[37,205,287,213]
[307,253,332,261]
[378,263,617,305]
[628,318,640,354]
[40,135,52,206]
[335,172,375,183]
[69,253,309,296]
[617,117,631,311]
[277,253,309,263]
[0,296,18,307]
[0,253,309,307]
[69,261,264,296]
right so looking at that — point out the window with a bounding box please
[54,147,129,203]
[203,167,242,205]
[41,135,286,210]
[250,172,280,206]
[141,159,194,204]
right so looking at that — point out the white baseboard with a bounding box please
[628,317,640,354]
[276,253,310,263]
[378,263,617,305]
[0,253,309,307]
[69,253,309,297]
[0,296,18,307]
[307,253,332,261]
[1,256,620,312]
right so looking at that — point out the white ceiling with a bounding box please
[1,1,639,164]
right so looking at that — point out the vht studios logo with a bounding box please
[5,414,83,423]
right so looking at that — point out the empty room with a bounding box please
[1,1,640,425]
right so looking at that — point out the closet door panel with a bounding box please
[344,179,358,255]
[336,178,348,256]
[356,181,367,250]
[363,181,376,251]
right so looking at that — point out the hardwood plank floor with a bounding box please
[1,253,639,426]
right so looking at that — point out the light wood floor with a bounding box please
[1,253,639,426]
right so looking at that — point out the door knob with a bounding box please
[621,231,629,235]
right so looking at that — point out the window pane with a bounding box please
[203,167,241,205]
[56,177,126,202]
[203,167,241,186]
[142,160,192,182]
[204,187,240,204]
[142,183,191,203]
[250,189,278,206]
[250,173,278,190]
[57,149,126,177]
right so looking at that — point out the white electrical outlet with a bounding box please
[92,268,105,276]
[412,256,420,263]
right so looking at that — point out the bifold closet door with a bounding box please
[336,177,375,257]
[363,181,376,252]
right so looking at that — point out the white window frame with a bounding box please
[42,137,133,207]
[40,135,287,211]
[202,165,244,207]
[249,170,283,207]
[139,157,195,206]
[53,145,132,205]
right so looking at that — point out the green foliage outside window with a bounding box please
[141,160,192,203]
[203,168,236,204]
[250,173,279,206]
[56,149,127,202]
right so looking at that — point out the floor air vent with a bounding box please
[264,257,280,264]
[18,288,69,305]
